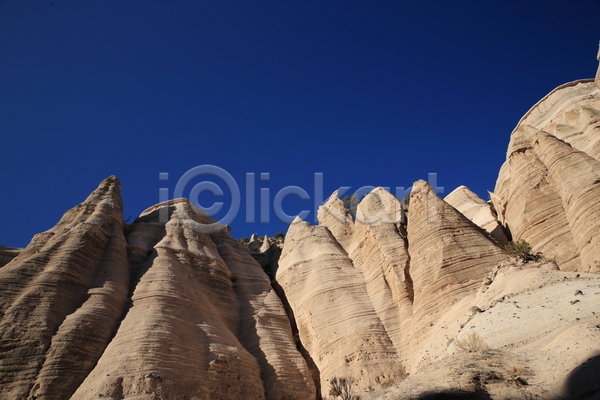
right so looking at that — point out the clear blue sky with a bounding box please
[1,0,599,247]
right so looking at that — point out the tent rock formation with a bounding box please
[2,52,600,400]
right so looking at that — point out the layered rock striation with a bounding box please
[492,79,600,272]
[275,181,509,394]
[0,176,129,400]
[444,185,508,245]
[1,178,315,400]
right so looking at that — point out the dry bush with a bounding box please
[329,376,361,400]
[504,240,543,262]
[507,365,527,376]
[455,332,488,353]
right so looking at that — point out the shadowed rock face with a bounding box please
[492,79,600,272]
[0,179,315,400]
[0,176,129,400]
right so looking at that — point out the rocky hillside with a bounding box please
[1,60,599,400]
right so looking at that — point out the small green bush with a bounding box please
[341,194,361,217]
[504,240,543,262]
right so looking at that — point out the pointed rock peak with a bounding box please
[411,179,429,193]
[317,190,354,251]
[82,175,123,210]
[259,235,270,252]
[329,189,341,201]
[279,218,348,277]
[137,198,218,228]
[445,185,487,207]
[286,217,312,240]
[246,233,261,252]
[291,215,304,225]
[410,180,441,204]
[47,175,125,237]
[355,186,404,225]
[409,180,444,224]
[317,190,353,225]
[445,185,508,245]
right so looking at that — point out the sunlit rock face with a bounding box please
[276,182,509,392]
[405,181,507,368]
[0,179,315,400]
[444,185,508,245]
[277,217,406,397]
[492,79,600,272]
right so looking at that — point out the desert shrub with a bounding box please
[273,231,285,240]
[341,194,360,217]
[329,376,361,400]
[402,195,410,209]
[455,332,488,353]
[239,237,249,244]
[503,240,543,262]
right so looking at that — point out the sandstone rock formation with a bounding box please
[492,79,600,272]
[444,185,508,245]
[2,51,600,400]
[316,189,355,251]
[346,188,411,357]
[406,180,507,368]
[1,179,315,400]
[277,217,406,396]
[0,176,129,400]
[596,42,600,88]
[0,245,22,268]
[273,182,509,395]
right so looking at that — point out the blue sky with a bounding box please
[1,0,599,247]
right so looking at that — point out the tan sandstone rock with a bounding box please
[407,180,507,370]
[0,245,22,268]
[444,185,508,245]
[346,188,412,355]
[73,199,315,400]
[316,189,355,252]
[0,176,129,400]
[492,79,600,272]
[277,218,406,396]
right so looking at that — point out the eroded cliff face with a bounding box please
[0,178,315,400]
[277,180,508,395]
[492,79,600,272]
[0,176,128,400]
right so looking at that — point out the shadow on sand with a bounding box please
[557,353,600,400]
